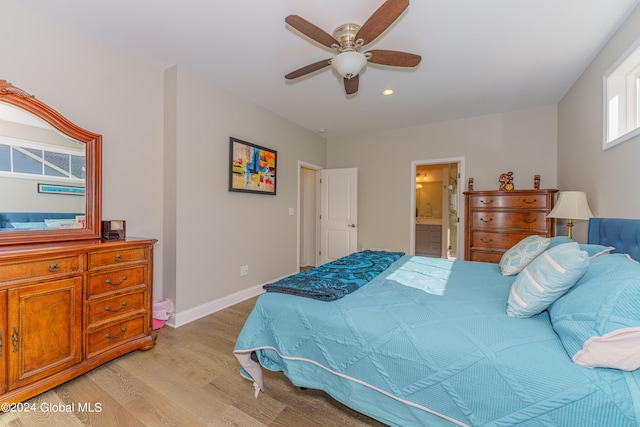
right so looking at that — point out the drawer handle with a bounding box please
[11,326,18,353]
[106,275,128,286]
[480,199,494,205]
[522,218,537,224]
[522,198,538,204]
[0,328,3,357]
[49,262,61,272]
[105,327,127,340]
[480,238,493,243]
[480,217,493,223]
[115,253,123,261]
[105,301,128,313]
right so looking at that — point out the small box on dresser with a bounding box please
[464,189,558,263]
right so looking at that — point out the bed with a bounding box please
[234,218,640,426]
[0,212,82,230]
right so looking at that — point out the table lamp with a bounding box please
[547,191,593,239]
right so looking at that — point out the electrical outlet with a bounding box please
[240,265,249,276]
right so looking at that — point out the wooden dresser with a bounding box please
[0,237,156,404]
[464,189,558,263]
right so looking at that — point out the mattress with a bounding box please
[234,255,640,426]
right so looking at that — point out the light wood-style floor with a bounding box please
[1,297,385,426]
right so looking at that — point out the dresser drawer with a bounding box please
[427,230,441,242]
[471,231,539,251]
[88,247,147,270]
[469,251,503,264]
[469,194,549,209]
[87,266,145,297]
[87,291,146,327]
[427,243,442,253]
[0,255,82,284]
[416,224,441,232]
[86,316,146,358]
[471,212,548,230]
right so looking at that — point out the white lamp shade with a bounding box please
[547,191,594,220]
[332,52,367,78]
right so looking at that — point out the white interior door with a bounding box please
[320,168,358,265]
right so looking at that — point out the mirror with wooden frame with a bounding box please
[0,80,101,245]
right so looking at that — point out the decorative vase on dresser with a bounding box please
[464,189,558,263]
[0,80,157,404]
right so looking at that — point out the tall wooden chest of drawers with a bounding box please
[464,189,558,263]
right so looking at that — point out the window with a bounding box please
[0,138,85,181]
[604,36,640,150]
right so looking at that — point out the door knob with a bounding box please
[348,224,357,228]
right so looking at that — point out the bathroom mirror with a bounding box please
[0,80,101,245]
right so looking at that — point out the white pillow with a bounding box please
[572,327,640,371]
[549,254,640,370]
[506,242,589,318]
[578,243,615,259]
[44,218,78,228]
[499,235,550,276]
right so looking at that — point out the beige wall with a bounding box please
[326,105,558,254]
[3,1,327,324]
[3,1,165,291]
[168,66,326,319]
[558,6,640,242]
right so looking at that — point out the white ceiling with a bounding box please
[21,0,640,138]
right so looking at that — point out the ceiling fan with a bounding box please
[284,0,421,95]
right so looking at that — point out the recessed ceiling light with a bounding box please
[317,128,325,133]
[382,89,394,96]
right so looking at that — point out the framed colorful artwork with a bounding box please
[229,137,277,195]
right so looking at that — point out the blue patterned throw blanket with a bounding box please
[263,250,404,301]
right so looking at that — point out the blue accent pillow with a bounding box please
[546,238,613,258]
[499,235,550,276]
[548,236,573,249]
[578,243,614,258]
[506,242,589,318]
[549,253,640,370]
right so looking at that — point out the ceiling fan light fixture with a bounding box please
[332,51,367,79]
[284,0,418,94]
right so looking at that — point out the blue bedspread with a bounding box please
[263,250,404,300]
[235,256,640,427]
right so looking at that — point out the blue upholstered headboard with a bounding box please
[588,218,640,262]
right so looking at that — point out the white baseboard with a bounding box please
[165,272,296,328]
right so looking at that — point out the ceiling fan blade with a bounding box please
[366,49,421,67]
[285,15,340,48]
[285,59,332,80]
[344,75,359,95]
[355,0,410,45]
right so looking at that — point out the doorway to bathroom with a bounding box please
[410,158,465,259]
